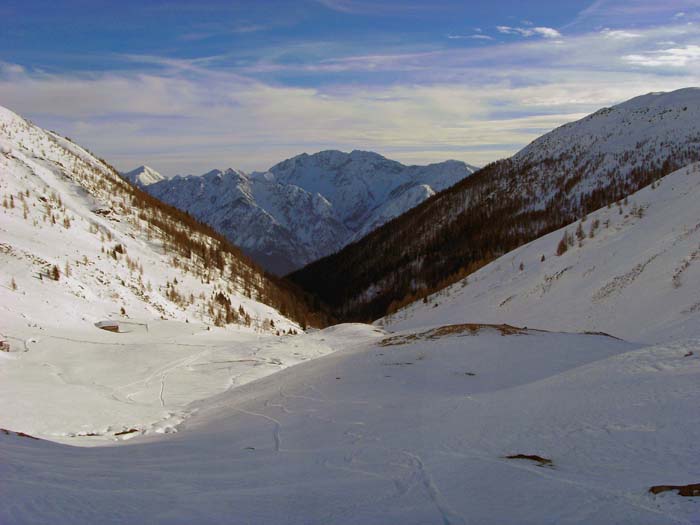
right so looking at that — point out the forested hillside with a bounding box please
[290,89,700,321]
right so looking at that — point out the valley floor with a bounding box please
[2,320,699,524]
[0,318,336,445]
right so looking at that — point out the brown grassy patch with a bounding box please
[649,484,700,497]
[379,323,527,347]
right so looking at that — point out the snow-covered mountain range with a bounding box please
[291,88,700,320]
[126,151,477,274]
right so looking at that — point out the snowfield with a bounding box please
[2,325,699,524]
[2,102,700,524]
[0,320,334,444]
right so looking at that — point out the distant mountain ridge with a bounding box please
[124,151,477,274]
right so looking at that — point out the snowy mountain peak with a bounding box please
[516,86,700,164]
[0,105,26,128]
[121,165,165,187]
[201,168,248,182]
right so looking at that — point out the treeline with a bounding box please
[289,143,700,322]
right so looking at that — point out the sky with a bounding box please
[2,0,700,175]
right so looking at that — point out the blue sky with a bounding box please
[2,0,700,174]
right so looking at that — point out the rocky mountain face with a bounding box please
[129,151,477,274]
[289,88,700,321]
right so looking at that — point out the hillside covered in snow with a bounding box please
[0,104,333,443]
[0,105,321,333]
[291,88,700,321]
[132,151,477,274]
[384,163,700,343]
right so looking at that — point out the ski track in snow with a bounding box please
[401,450,466,525]
[230,407,282,452]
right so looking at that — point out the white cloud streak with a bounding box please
[497,25,563,38]
[624,44,700,66]
[447,34,494,40]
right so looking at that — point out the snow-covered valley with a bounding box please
[0,320,335,445]
[2,96,700,524]
[289,89,700,322]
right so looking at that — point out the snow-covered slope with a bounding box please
[120,165,165,187]
[3,323,699,524]
[142,151,477,274]
[383,163,700,343]
[517,88,700,164]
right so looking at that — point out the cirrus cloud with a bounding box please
[1,20,699,175]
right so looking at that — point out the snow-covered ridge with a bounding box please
[515,88,700,177]
[384,162,700,343]
[134,150,477,274]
